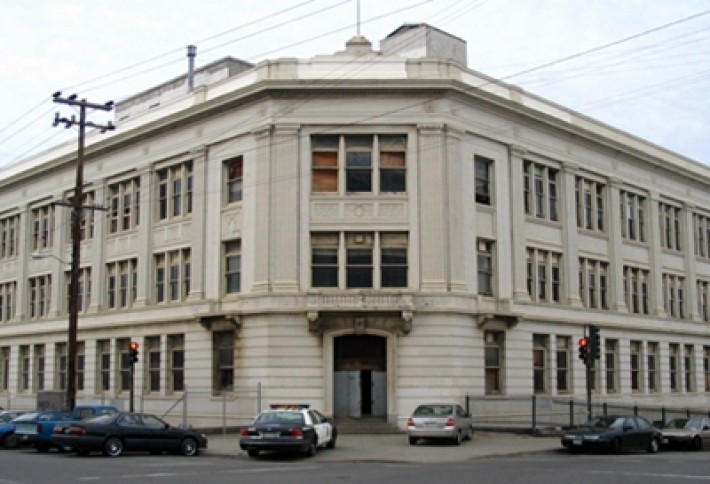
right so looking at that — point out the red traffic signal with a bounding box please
[578,337,589,363]
[130,341,139,363]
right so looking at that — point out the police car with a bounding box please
[239,404,337,458]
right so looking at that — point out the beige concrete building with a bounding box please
[1,24,709,428]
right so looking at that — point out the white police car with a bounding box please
[239,404,338,458]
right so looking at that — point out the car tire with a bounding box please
[180,437,199,456]
[692,436,702,451]
[408,436,418,446]
[304,439,317,457]
[247,449,259,458]
[103,437,124,457]
[1,433,18,449]
[35,442,51,453]
[326,433,337,449]
[647,437,660,454]
[610,437,622,454]
[454,431,463,446]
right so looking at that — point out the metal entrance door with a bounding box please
[334,371,361,418]
[333,335,387,418]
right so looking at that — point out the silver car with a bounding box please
[661,417,710,450]
[406,403,473,445]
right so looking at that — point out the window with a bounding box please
[0,281,17,322]
[18,345,29,392]
[620,190,646,242]
[106,259,138,309]
[311,134,407,194]
[623,266,650,315]
[65,267,91,313]
[97,340,110,392]
[575,177,605,232]
[31,204,55,251]
[145,336,160,393]
[56,343,67,391]
[224,240,241,294]
[155,248,190,303]
[474,155,493,205]
[579,258,609,310]
[630,341,642,392]
[0,347,9,391]
[108,176,141,233]
[647,342,659,392]
[526,248,562,303]
[168,334,184,393]
[704,346,710,392]
[224,155,243,203]
[76,342,85,391]
[533,334,548,394]
[28,275,51,319]
[157,161,193,220]
[66,190,96,241]
[684,345,694,392]
[477,239,494,296]
[0,214,19,259]
[347,233,373,288]
[698,280,710,322]
[663,273,685,319]
[605,340,618,393]
[693,213,710,258]
[213,330,234,394]
[556,337,570,393]
[669,343,680,392]
[380,233,408,288]
[485,332,504,395]
[118,339,132,392]
[311,233,339,288]
[523,160,558,221]
[659,202,682,251]
[33,344,45,392]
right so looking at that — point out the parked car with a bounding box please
[561,415,661,453]
[239,405,337,458]
[0,411,26,449]
[660,417,710,450]
[50,412,207,457]
[406,403,473,445]
[14,405,118,452]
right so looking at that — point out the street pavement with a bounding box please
[203,431,562,462]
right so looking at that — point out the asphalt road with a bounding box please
[1,447,709,484]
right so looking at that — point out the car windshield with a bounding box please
[255,412,305,426]
[585,416,625,429]
[413,405,453,417]
[13,413,40,422]
[664,418,700,430]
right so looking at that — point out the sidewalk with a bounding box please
[203,431,562,462]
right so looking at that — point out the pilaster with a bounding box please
[187,146,208,301]
[647,191,665,316]
[509,145,529,301]
[250,125,274,293]
[561,162,582,307]
[607,178,626,312]
[683,202,699,320]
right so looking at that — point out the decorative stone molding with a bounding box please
[197,313,241,332]
[475,313,521,330]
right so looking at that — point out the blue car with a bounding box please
[0,410,27,449]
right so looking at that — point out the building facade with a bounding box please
[1,24,709,427]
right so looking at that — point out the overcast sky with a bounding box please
[1,0,709,169]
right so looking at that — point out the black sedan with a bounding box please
[50,412,207,457]
[561,415,661,453]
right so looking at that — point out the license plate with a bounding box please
[573,439,583,446]
[425,422,438,428]
[662,438,669,444]
[263,432,279,438]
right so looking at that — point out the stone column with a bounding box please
[446,127,466,292]
[133,169,153,308]
[187,146,208,301]
[250,125,273,293]
[647,191,665,316]
[607,178,626,311]
[561,162,582,307]
[509,145,529,300]
[683,202,699,320]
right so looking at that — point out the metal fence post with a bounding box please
[661,407,666,426]
[531,394,537,435]
[257,382,262,413]
[182,385,188,429]
[222,389,227,435]
[569,399,574,428]
[633,404,638,416]
[602,402,608,416]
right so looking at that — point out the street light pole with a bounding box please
[52,93,114,411]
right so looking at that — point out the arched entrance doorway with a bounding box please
[333,334,387,418]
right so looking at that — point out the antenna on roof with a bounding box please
[356,0,361,36]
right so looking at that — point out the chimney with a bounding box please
[187,45,197,92]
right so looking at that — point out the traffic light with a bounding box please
[578,337,589,363]
[130,341,139,364]
[588,325,601,360]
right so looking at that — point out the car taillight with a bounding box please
[53,425,63,434]
[240,428,253,436]
[290,428,304,438]
[445,418,456,427]
[406,418,414,427]
[68,428,86,436]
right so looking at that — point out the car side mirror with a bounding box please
[623,426,633,432]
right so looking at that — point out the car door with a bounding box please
[309,411,331,445]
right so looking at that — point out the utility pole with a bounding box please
[52,92,115,411]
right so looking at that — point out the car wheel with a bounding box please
[466,428,474,441]
[103,437,124,457]
[1,433,18,449]
[408,436,418,446]
[180,437,199,456]
[692,436,702,451]
[35,442,50,453]
[453,431,463,446]
[247,449,259,458]
[647,437,660,454]
[326,433,337,449]
[610,437,622,454]
[304,439,317,457]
